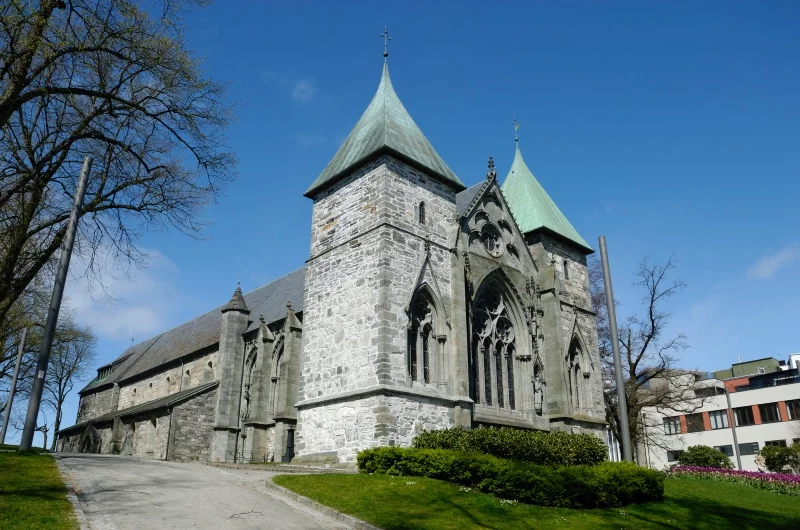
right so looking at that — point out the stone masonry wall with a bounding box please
[301,228,382,397]
[301,155,457,399]
[170,387,217,462]
[76,387,115,423]
[296,394,453,462]
[117,352,218,410]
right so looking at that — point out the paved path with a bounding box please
[55,454,350,529]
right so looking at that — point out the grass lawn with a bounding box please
[274,473,800,530]
[0,452,75,530]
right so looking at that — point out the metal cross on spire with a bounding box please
[512,116,520,143]
[380,26,391,62]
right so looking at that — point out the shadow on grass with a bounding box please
[622,494,800,530]
[0,485,68,501]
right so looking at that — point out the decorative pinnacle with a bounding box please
[380,26,391,62]
[486,157,497,181]
[512,116,520,142]
[287,301,293,310]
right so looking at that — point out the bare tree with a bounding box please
[43,312,96,450]
[0,0,236,329]
[590,255,709,457]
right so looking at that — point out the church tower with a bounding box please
[295,58,470,463]
[501,142,606,435]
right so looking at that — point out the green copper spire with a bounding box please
[501,144,592,252]
[305,63,463,197]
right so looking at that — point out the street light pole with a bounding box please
[598,236,633,463]
[724,388,743,470]
[19,156,92,450]
[0,327,28,445]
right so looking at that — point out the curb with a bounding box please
[208,462,356,474]
[57,467,89,529]
[264,477,381,530]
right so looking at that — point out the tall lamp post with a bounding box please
[598,236,633,463]
[19,156,92,450]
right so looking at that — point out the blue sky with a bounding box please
[25,2,800,444]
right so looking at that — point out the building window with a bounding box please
[734,406,755,426]
[709,410,729,429]
[714,445,734,457]
[663,417,681,435]
[418,201,426,224]
[471,283,520,410]
[667,450,684,462]
[563,260,570,280]
[759,402,781,424]
[764,439,787,448]
[739,442,760,455]
[786,399,800,420]
[408,288,436,384]
[685,413,705,433]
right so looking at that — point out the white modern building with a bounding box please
[640,357,800,471]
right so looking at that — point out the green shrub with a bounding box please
[357,447,664,508]
[677,445,734,469]
[412,427,607,466]
[760,444,800,473]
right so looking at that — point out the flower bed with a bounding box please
[671,466,800,496]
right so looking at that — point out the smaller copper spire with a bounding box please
[380,26,391,62]
[512,116,520,143]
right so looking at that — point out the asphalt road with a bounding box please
[55,454,350,529]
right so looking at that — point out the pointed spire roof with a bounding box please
[501,144,592,253]
[222,284,249,313]
[305,64,464,197]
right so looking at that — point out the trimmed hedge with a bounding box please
[412,427,607,466]
[357,447,664,508]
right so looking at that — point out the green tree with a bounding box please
[0,0,236,329]
[677,445,733,469]
[759,444,800,473]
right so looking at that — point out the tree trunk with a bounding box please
[50,406,62,452]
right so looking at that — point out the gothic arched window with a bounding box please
[407,288,436,384]
[418,201,426,224]
[471,288,517,410]
[567,337,583,411]
[271,344,284,416]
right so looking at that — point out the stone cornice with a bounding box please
[295,384,473,410]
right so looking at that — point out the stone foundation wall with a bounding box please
[296,393,454,462]
[170,387,217,462]
[117,352,218,410]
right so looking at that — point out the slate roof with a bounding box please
[501,144,592,253]
[80,267,306,394]
[59,381,219,435]
[305,63,464,197]
[456,182,485,216]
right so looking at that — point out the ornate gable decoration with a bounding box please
[465,185,523,266]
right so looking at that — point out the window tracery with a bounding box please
[472,290,517,409]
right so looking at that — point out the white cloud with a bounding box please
[65,248,185,342]
[747,243,800,280]
[260,70,318,103]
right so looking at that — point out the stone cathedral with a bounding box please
[58,59,606,464]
